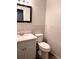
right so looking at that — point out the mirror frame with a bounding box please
[17,3,32,23]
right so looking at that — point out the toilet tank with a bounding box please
[35,33,43,43]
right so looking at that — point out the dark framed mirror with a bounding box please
[17,4,32,23]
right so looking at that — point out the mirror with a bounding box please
[17,4,32,23]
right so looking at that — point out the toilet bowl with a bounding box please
[38,42,50,52]
[35,33,50,59]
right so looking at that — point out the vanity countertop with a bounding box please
[17,33,37,42]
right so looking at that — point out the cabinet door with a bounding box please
[17,42,24,59]
[17,40,36,59]
[22,40,36,59]
[17,42,28,59]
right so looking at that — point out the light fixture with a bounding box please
[17,0,30,5]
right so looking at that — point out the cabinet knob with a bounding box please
[22,48,27,51]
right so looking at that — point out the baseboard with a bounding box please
[53,53,61,59]
[49,52,61,59]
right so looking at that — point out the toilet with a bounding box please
[35,33,50,59]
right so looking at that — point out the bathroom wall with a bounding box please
[17,0,61,58]
[17,0,46,34]
[44,0,61,59]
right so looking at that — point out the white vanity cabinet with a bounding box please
[17,40,36,59]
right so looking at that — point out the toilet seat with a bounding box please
[38,42,50,52]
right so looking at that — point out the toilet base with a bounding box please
[41,51,48,59]
[38,50,42,56]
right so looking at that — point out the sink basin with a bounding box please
[17,33,37,42]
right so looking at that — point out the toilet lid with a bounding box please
[38,42,50,52]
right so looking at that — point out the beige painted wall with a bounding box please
[17,0,46,34]
[44,0,61,58]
